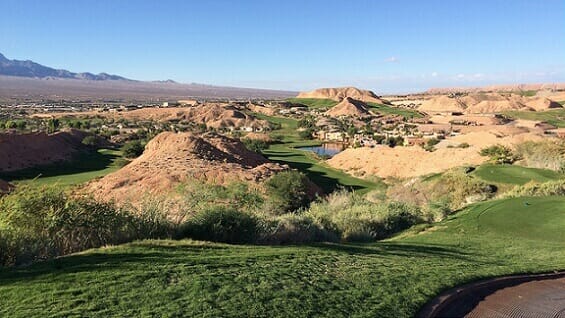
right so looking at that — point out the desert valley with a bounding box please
[1,1,565,317]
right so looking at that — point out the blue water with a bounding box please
[297,143,345,157]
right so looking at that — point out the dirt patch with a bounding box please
[86,132,288,204]
[0,129,98,172]
[297,87,388,104]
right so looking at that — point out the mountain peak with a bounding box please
[0,52,130,81]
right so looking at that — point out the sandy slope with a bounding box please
[86,132,287,203]
[327,131,545,179]
[297,87,388,104]
[0,129,94,172]
[325,97,371,117]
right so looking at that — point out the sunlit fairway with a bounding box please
[503,108,565,127]
[253,113,383,194]
[0,149,123,187]
[473,163,564,185]
[286,98,338,109]
[1,196,564,317]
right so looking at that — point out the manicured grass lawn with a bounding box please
[503,109,565,127]
[473,164,563,185]
[366,102,424,119]
[1,196,564,317]
[286,98,338,109]
[254,113,383,194]
[0,149,123,187]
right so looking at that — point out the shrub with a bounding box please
[479,145,519,164]
[306,191,423,242]
[182,207,258,244]
[241,138,269,153]
[264,171,311,214]
[505,179,565,198]
[514,140,565,171]
[81,135,98,148]
[122,140,145,158]
[258,214,337,244]
[0,185,175,267]
[298,128,315,140]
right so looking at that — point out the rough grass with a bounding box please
[473,164,563,185]
[286,98,338,109]
[254,113,383,194]
[503,109,565,127]
[0,149,123,187]
[1,196,565,317]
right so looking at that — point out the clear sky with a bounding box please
[1,0,564,93]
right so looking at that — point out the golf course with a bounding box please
[1,195,564,317]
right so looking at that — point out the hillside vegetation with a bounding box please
[1,196,565,317]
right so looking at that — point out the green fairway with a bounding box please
[473,164,563,185]
[0,149,123,187]
[1,196,565,317]
[286,98,338,109]
[366,102,424,119]
[503,108,565,127]
[254,113,382,194]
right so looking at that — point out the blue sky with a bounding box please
[1,0,564,93]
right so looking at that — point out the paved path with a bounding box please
[418,272,565,318]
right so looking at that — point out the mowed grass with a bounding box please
[503,108,565,127]
[286,98,338,109]
[255,113,383,194]
[2,196,565,317]
[366,102,424,119]
[0,149,123,187]
[473,164,563,185]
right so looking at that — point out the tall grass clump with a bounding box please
[0,185,175,266]
[515,140,565,172]
[505,179,565,198]
[182,207,259,244]
[306,190,424,242]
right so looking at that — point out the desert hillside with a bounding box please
[297,87,388,104]
[325,97,371,117]
[87,132,287,203]
[418,93,563,114]
[0,129,95,172]
[327,130,545,179]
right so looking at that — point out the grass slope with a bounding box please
[1,196,565,317]
[0,149,123,187]
[254,113,382,194]
[286,98,338,109]
[503,109,565,127]
[473,164,563,185]
[366,102,424,119]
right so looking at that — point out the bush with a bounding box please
[514,140,565,172]
[182,207,258,244]
[258,214,337,244]
[122,140,145,158]
[479,145,519,164]
[306,191,424,242]
[81,135,98,148]
[241,138,269,153]
[298,128,315,140]
[264,171,311,214]
[505,179,565,198]
[0,185,175,267]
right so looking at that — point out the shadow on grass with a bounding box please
[0,149,120,182]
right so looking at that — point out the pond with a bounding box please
[296,143,346,158]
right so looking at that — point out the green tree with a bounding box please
[81,136,98,149]
[122,140,145,158]
[47,118,60,134]
[265,171,311,214]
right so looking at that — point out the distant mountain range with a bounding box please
[0,52,129,81]
[0,53,296,100]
